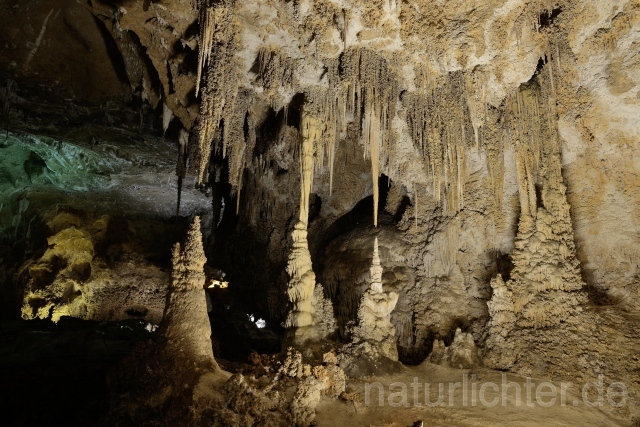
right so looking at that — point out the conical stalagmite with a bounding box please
[485,80,587,369]
[159,216,218,369]
[343,237,399,362]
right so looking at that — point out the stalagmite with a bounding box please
[158,216,218,369]
[105,218,224,424]
[342,237,399,362]
[487,78,586,338]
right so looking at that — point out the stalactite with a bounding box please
[414,183,418,228]
[256,47,297,109]
[162,101,173,141]
[341,48,399,225]
[299,107,320,225]
[403,71,473,213]
[176,128,189,216]
[195,0,237,187]
[222,90,253,208]
[303,80,345,197]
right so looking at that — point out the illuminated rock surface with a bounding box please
[0,0,639,425]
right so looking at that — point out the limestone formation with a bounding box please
[428,328,481,369]
[484,78,589,372]
[195,0,238,186]
[158,215,218,370]
[20,212,169,324]
[312,283,337,338]
[345,237,399,362]
[283,105,336,345]
[2,0,640,424]
[210,348,345,427]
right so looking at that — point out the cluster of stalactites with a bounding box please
[195,0,237,187]
[223,90,256,213]
[344,49,399,227]
[257,46,297,109]
[273,49,399,227]
[302,81,345,197]
[404,71,475,215]
[301,49,400,226]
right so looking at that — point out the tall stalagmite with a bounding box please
[486,79,587,368]
[344,237,399,362]
[159,215,218,370]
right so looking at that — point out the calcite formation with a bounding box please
[20,212,169,324]
[158,215,218,370]
[484,76,589,370]
[283,222,317,331]
[104,217,223,426]
[428,328,481,369]
[2,0,640,424]
[283,104,336,345]
[346,237,399,361]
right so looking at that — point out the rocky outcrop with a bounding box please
[203,348,345,427]
[20,212,170,324]
[428,328,481,369]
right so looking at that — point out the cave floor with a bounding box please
[316,363,630,427]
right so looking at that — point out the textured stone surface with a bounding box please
[0,0,639,425]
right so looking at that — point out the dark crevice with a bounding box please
[127,30,162,100]
[394,195,412,222]
[287,93,305,130]
[535,56,547,75]
[166,61,175,94]
[308,193,321,224]
[91,16,130,86]
[539,7,563,28]
[535,184,544,209]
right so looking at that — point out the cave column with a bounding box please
[282,106,324,346]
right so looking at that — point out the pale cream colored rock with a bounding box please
[158,216,218,369]
[428,328,481,369]
[344,237,399,361]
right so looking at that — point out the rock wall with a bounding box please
[1,0,639,365]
